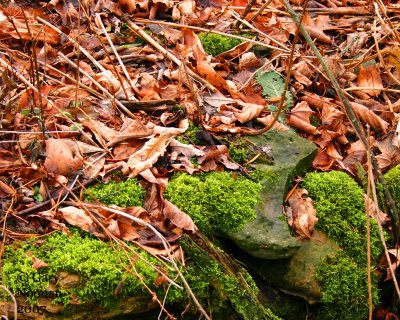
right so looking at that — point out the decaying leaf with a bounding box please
[286,188,318,238]
[44,138,84,176]
[163,199,198,233]
[59,206,95,232]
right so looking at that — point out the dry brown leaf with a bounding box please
[302,12,332,44]
[107,119,153,147]
[356,65,383,97]
[32,256,49,270]
[233,101,264,123]
[94,70,121,94]
[286,188,318,238]
[364,194,389,226]
[163,199,198,233]
[127,121,188,177]
[44,138,84,176]
[351,102,389,133]
[59,206,94,232]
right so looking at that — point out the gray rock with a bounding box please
[226,129,317,259]
[252,231,339,304]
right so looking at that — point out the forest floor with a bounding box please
[1,0,400,318]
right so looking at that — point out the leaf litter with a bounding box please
[1,0,400,315]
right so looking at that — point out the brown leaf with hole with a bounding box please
[44,138,84,176]
[163,199,198,233]
[286,188,318,238]
[59,206,94,232]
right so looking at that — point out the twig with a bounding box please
[95,13,138,100]
[0,285,17,320]
[282,0,400,241]
[365,134,400,300]
[69,202,211,320]
[36,16,107,73]
[249,0,273,22]
[122,17,217,92]
[234,0,257,28]
[58,52,136,118]
[238,1,305,135]
[229,10,290,52]
[133,18,290,53]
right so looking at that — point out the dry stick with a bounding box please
[282,0,400,240]
[374,0,400,43]
[239,5,305,136]
[230,10,290,52]
[365,127,373,320]
[122,18,217,92]
[58,52,136,118]
[133,18,290,53]
[70,202,211,320]
[36,17,107,73]
[249,0,274,22]
[234,0,257,28]
[95,13,138,99]
[0,285,17,320]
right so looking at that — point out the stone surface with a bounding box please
[252,231,339,304]
[226,129,317,259]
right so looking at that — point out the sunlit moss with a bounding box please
[165,172,262,235]
[302,171,381,320]
[84,178,145,207]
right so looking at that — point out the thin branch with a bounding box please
[282,0,400,241]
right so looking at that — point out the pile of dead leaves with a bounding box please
[0,0,400,277]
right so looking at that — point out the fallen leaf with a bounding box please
[356,65,383,97]
[59,206,94,232]
[44,138,84,176]
[163,200,198,232]
[286,188,318,238]
[32,256,48,270]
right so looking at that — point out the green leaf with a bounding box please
[256,71,293,109]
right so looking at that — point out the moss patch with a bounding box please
[176,121,202,145]
[84,178,145,207]
[2,230,279,319]
[302,171,381,320]
[2,230,182,309]
[165,172,262,235]
[198,33,243,56]
[384,164,400,210]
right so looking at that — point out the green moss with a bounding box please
[3,231,279,319]
[165,172,262,235]
[84,178,145,207]
[176,121,201,145]
[384,164,400,210]
[180,236,280,320]
[198,33,243,56]
[229,140,250,164]
[316,252,379,320]
[2,230,182,309]
[302,171,382,320]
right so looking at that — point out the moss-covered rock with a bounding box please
[302,171,381,320]
[2,230,279,319]
[228,130,317,259]
[165,171,262,235]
